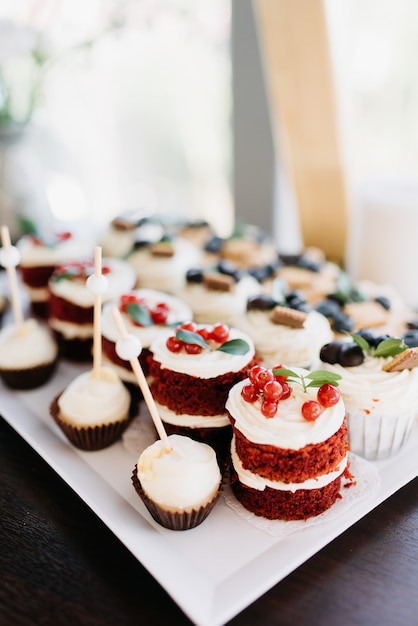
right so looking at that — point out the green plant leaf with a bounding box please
[374,338,407,357]
[352,334,370,352]
[176,328,210,349]
[52,269,79,282]
[126,303,153,327]
[272,367,299,379]
[216,338,250,355]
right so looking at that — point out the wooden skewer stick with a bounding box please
[0,225,24,327]
[111,305,172,451]
[86,246,108,379]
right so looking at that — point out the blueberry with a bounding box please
[246,294,276,311]
[279,253,302,266]
[320,341,345,364]
[374,296,391,310]
[186,268,204,284]
[204,236,224,254]
[355,328,379,348]
[248,264,275,283]
[375,334,391,347]
[338,343,364,367]
[285,291,310,312]
[296,256,321,272]
[217,259,242,282]
[331,311,355,333]
[315,299,342,317]
[407,319,418,330]
[402,330,418,347]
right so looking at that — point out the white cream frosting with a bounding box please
[231,437,348,492]
[0,319,58,369]
[127,238,201,293]
[226,370,346,450]
[137,434,221,511]
[18,233,92,267]
[48,318,94,339]
[177,275,261,325]
[321,356,418,419]
[235,309,333,368]
[155,401,230,429]
[101,289,193,347]
[150,326,255,378]
[57,367,131,427]
[48,258,136,307]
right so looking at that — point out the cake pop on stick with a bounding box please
[111,305,171,451]
[86,246,108,378]
[0,225,24,327]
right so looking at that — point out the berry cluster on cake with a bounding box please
[226,364,352,520]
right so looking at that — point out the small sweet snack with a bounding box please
[47,257,136,360]
[101,288,192,383]
[126,233,201,293]
[234,281,333,368]
[99,210,165,258]
[177,260,260,325]
[203,222,278,270]
[147,321,257,465]
[17,226,93,317]
[132,434,222,530]
[226,365,351,521]
[0,225,58,389]
[50,366,133,450]
[320,330,418,459]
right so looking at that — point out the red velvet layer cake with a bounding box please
[17,230,92,317]
[147,321,257,465]
[101,288,192,383]
[47,258,136,360]
[226,365,352,520]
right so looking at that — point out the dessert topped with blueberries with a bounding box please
[234,279,333,369]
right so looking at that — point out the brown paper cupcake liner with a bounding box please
[0,358,58,390]
[50,390,136,451]
[131,465,222,531]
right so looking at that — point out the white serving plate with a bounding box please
[1,360,417,626]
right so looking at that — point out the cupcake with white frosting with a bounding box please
[320,331,418,460]
[0,318,58,389]
[131,434,222,530]
[50,366,133,450]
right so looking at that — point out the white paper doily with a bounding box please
[223,453,380,537]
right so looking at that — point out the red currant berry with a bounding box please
[184,342,203,354]
[272,364,288,384]
[210,323,230,344]
[261,399,278,418]
[166,336,183,353]
[197,328,211,341]
[180,321,197,332]
[253,368,275,390]
[301,400,322,421]
[248,365,264,384]
[317,384,340,408]
[241,383,258,403]
[280,381,292,400]
[263,380,283,402]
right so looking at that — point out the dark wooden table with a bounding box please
[1,415,417,626]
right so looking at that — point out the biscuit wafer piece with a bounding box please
[383,347,418,372]
[203,272,235,292]
[150,241,175,257]
[269,305,307,328]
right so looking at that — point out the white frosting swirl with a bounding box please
[137,434,221,511]
[49,258,136,307]
[235,309,333,368]
[101,289,193,347]
[231,437,348,491]
[226,370,346,450]
[177,275,261,324]
[321,356,418,418]
[57,367,131,426]
[156,402,230,428]
[0,319,58,369]
[150,326,255,378]
[127,238,201,293]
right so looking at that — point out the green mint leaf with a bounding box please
[126,303,153,327]
[272,367,299,379]
[305,370,342,387]
[176,328,210,349]
[18,216,39,235]
[352,334,370,352]
[216,338,250,355]
[374,338,407,358]
[52,269,79,282]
